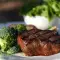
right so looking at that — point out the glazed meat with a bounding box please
[17,27,60,56]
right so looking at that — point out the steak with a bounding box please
[17,27,60,56]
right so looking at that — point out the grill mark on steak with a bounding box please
[20,28,60,45]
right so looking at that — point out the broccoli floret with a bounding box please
[7,45,20,55]
[0,24,26,54]
[0,27,18,53]
[9,24,27,34]
[0,27,9,39]
[0,38,8,52]
[16,24,27,33]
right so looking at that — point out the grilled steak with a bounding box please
[17,26,60,56]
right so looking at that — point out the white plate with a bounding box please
[0,53,60,60]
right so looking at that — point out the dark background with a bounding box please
[0,0,41,23]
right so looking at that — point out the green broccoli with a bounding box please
[16,24,27,34]
[9,24,27,34]
[0,27,18,53]
[7,45,20,55]
[0,38,8,52]
[0,24,27,54]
